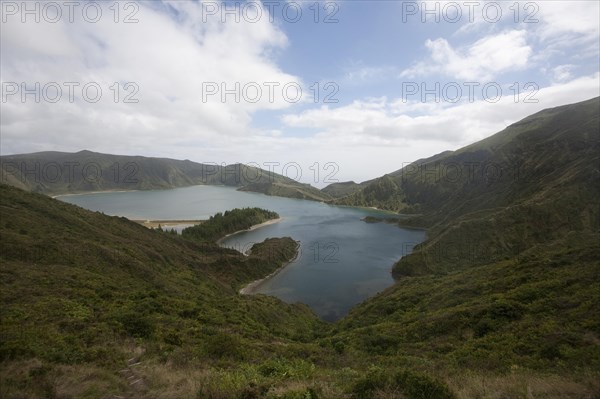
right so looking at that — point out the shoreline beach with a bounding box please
[216,217,282,246]
[52,189,139,199]
[133,219,204,229]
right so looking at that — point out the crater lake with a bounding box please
[58,185,425,321]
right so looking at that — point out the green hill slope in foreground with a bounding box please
[1,98,600,398]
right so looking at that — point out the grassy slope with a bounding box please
[0,184,327,398]
[337,232,600,369]
[393,97,600,275]
[321,181,367,199]
[5,183,596,399]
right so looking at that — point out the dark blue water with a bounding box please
[58,185,425,321]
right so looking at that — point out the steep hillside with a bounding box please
[394,97,599,275]
[334,97,600,274]
[228,164,331,201]
[238,181,330,201]
[331,175,408,211]
[337,230,600,370]
[0,183,326,397]
[336,98,599,218]
[0,150,212,193]
[321,181,366,199]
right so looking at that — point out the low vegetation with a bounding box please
[1,182,598,398]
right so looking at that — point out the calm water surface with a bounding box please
[59,185,425,321]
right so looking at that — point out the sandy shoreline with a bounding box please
[133,220,204,229]
[216,217,282,246]
[239,240,300,295]
[52,189,139,199]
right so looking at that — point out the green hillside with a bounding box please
[1,182,598,398]
[238,181,330,202]
[331,97,600,275]
[393,97,600,276]
[321,181,366,199]
[0,184,324,398]
[335,97,599,218]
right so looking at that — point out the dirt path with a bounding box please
[109,356,147,399]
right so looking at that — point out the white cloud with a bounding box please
[406,2,599,83]
[532,1,600,65]
[550,65,575,83]
[401,30,532,81]
[282,74,600,147]
[342,65,399,84]
[0,1,301,156]
[536,1,600,40]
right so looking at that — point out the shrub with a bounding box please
[351,368,457,399]
[204,333,245,360]
[266,388,320,399]
[238,383,269,399]
[350,367,388,399]
[394,370,456,399]
[119,312,154,338]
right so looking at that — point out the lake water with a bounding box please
[58,185,426,321]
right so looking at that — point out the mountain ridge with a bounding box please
[0,150,331,201]
[329,97,599,275]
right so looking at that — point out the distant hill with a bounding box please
[0,150,331,201]
[321,181,367,198]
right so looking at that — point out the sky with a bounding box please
[1,0,599,186]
